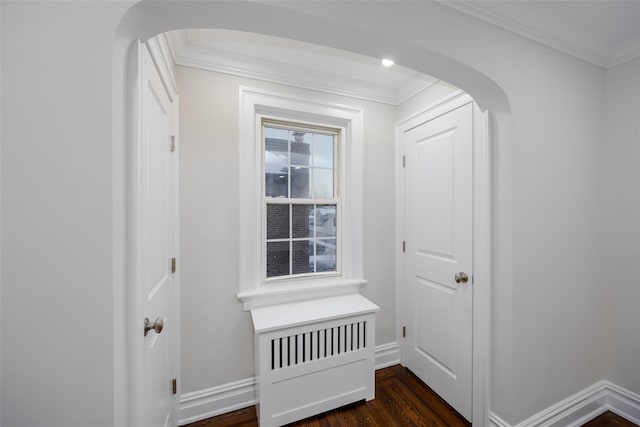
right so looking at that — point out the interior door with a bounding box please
[403,101,473,421]
[130,41,177,427]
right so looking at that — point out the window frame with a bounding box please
[238,88,365,310]
[261,119,342,282]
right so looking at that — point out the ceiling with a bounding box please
[165,1,640,105]
[166,29,438,106]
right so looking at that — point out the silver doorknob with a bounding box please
[454,272,469,284]
[144,317,164,337]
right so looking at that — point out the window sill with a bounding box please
[237,278,367,311]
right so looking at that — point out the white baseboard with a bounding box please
[490,412,512,427]
[179,342,401,425]
[489,380,640,427]
[375,341,400,369]
[178,377,257,426]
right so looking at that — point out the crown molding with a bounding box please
[437,0,640,69]
[166,31,437,106]
[146,34,179,99]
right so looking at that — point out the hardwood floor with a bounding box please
[582,411,638,427]
[184,365,639,427]
[185,365,470,427]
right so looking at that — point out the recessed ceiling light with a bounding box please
[381,58,394,67]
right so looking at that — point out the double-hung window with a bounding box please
[263,122,339,280]
[238,88,364,310]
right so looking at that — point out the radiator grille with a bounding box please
[270,321,367,370]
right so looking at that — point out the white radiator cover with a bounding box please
[250,294,379,427]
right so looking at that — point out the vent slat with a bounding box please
[270,320,367,370]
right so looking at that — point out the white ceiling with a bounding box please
[166,29,438,106]
[166,1,640,105]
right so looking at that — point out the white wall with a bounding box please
[602,57,640,395]
[176,65,397,393]
[1,1,631,426]
[1,2,132,426]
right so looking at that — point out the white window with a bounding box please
[263,122,340,280]
[238,88,364,310]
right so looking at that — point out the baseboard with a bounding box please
[489,380,640,427]
[489,412,512,427]
[375,341,400,369]
[179,342,400,425]
[178,377,257,426]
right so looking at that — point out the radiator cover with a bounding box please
[250,294,379,427]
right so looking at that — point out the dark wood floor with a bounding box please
[582,411,638,427]
[185,365,638,427]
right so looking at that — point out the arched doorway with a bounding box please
[113,3,512,426]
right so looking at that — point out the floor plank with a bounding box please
[581,411,638,427]
[185,365,470,427]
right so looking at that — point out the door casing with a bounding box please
[395,91,491,426]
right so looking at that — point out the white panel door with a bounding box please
[403,102,473,421]
[132,42,176,427]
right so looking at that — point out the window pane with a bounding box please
[291,167,310,198]
[292,240,313,274]
[265,127,289,142]
[265,127,289,198]
[313,168,333,199]
[265,129,289,169]
[315,239,336,272]
[265,171,288,198]
[315,205,336,238]
[290,131,311,166]
[292,204,313,238]
[266,204,290,239]
[313,134,334,168]
[267,241,289,277]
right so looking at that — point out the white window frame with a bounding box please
[261,120,342,282]
[238,87,365,310]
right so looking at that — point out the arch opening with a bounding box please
[112,2,513,426]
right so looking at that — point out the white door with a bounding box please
[129,41,177,427]
[403,101,473,421]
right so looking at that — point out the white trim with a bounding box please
[396,89,465,128]
[436,0,640,68]
[146,34,179,101]
[238,278,366,311]
[178,343,400,425]
[238,87,364,310]
[472,97,492,427]
[178,377,257,426]
[374,342,400,370]
[489,381,640,427]
[395,91,491,426]
[166,31,440,106]
[490,412,512,427]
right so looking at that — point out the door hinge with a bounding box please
[171,257,176,274]
[402,326,406,338]
[170,135,176,152]
[402,155,406,168]
[171,378,177,395]
[402,241,406,252]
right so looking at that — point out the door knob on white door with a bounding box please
[144,317,164,337]
[454,272,469,284]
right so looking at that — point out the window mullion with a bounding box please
[289,203,293,276]
[313,203,317,273]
